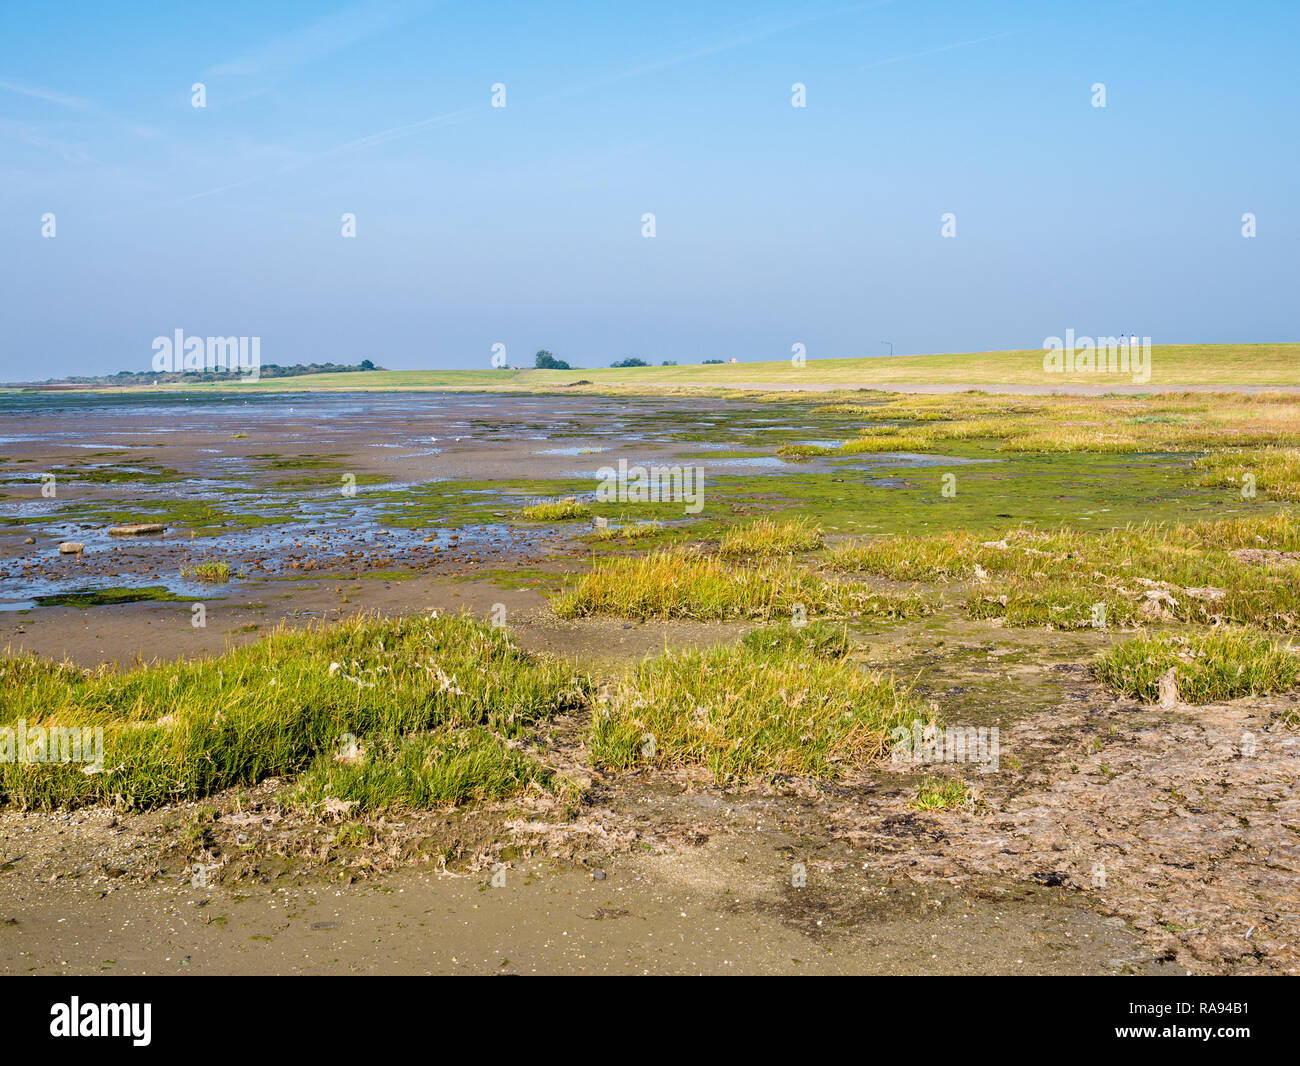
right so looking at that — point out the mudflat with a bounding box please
[3,386,1298,974]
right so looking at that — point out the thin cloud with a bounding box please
[862,29,1020,71]
[0,118,97,165]
[0,79,158,145]
[557,0,894,98]
[176,1,892,205]
[0,78,97,112]
[207,0,426,79]
[176,104,478,202]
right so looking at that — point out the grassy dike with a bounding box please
[42,343,1300,393]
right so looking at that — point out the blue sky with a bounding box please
[1,0,1296,378]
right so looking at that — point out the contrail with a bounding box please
[862,29,1020,71]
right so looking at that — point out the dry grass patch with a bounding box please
[719,517,823,556]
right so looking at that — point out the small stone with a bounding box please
[1157,667,1180,709]
[108,523,166,536]
[592,870,607,881]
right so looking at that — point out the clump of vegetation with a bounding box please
[551,547,926,622]
[182,561,231,583]
[1193,447,1300,501]
[519,497,591,521]
[911,776,973,811]
[0,612,590,810]
[592,521,661,542]
[292,725,565,811]
[776,443,836,459]
[1095,629,1299,704]
[838,431,936,454]
[742,621,850,659]
[813,403,882,416]
[719,517,823,556]
[589,643,924,783]
[828,512,1300,630]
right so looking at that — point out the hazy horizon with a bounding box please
[3,0,1297,380]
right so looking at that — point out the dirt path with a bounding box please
[680,382,1294,396]
[0,811,1168,976]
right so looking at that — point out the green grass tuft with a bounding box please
[519,497,592,522]
[291,725,566,812]
[181,561,231,583]
[551,547,927,622]
[589,643,924,783]
[911,776,973,811]
[741,621,850,659]
[592,521,662,542]
[719,517,823,556]
[0,612,590,810]
[1095,629,1299,704]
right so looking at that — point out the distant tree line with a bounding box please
[36,360,384,386]
[524,350,738,371]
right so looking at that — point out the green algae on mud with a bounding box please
[3,463,184,486]
[33,585,186,608]
[44,499,299,536]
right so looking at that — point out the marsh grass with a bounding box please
[912,776,973,811]
[0,612,590,810]
[839,429,939,453]
[291,725,565,811]
[1095,629,1299,704]
[741,621,850,659]
[719,517,823,556]
[589,643,923,783]
[592,521,661,542]
[519,497,591,521]
[776,443,836,459]
[828,512,1300,630]
[1193,447,1300,501]
[551,547,927,622]
[780,392,1300,460]
[181,561,231,582]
